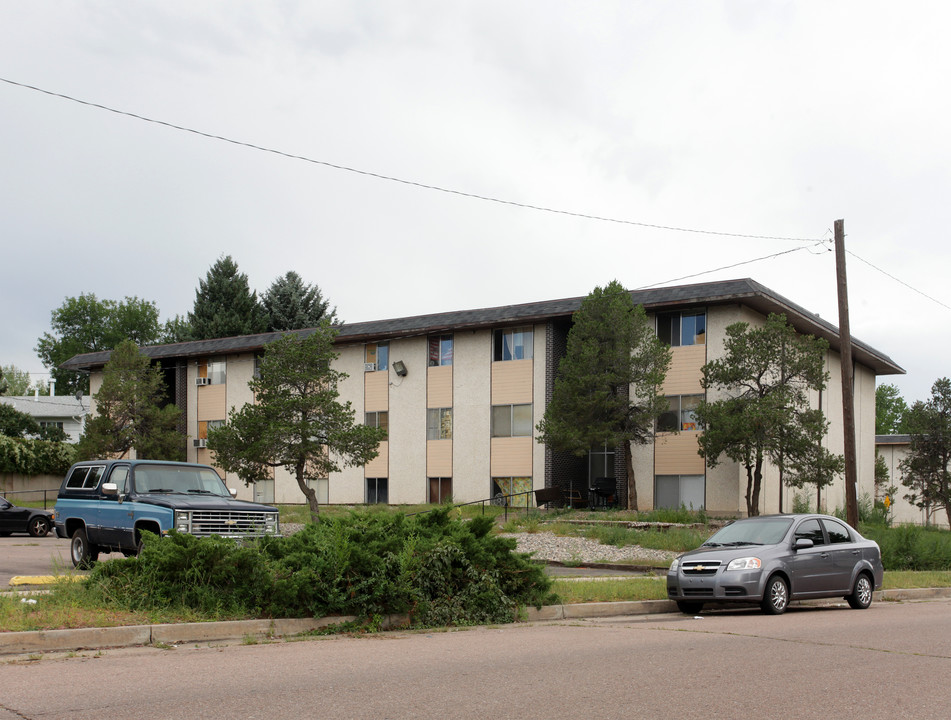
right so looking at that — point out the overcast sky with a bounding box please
[1,2,947,404]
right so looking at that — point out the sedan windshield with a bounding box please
[704,517,794,547]
[132,466,230,497]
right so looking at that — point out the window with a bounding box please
[65,465,106,490]
[253,354,263,379]
[198,359,227,384]
[657,395,703,432]
[492,404,533,437]
[655,475,704,510]
[366,478,388,504]
[428,335,453,366]
[822,518,852,544]
[589,444,615,483]
[492,477,532,507]
[427,408,452,440]
[365,342,389,371]
[493,327,533,361]
[109,465,130,495]
[429,477,452,503]
[307,477,329,504]
[795,519,825,544]
[657,311,706,347]
[40,421,64,431]
[365,411,389,438]
[198,420,225,440]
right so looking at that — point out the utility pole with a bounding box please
[834,219,859,527]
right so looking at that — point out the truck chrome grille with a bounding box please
[189,510,276,537]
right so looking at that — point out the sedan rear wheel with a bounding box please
[847,572,874,609]
[28,516,50,537]
[761,575,789,615]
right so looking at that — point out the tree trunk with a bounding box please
[744,464,755,516]
[625,442,638,512]
[295,461,320,522]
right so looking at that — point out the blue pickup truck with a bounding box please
[54,459,280,568]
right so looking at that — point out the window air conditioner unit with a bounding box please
[193,439,208,448]
[364,363,377,372]
[195,377,211,386]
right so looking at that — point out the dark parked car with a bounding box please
[667,514,883,615]
[0,497,54,537]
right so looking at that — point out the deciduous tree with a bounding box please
[899,377,951,528]
[695,313,841,516]
[208,321,385,520]
[35,294,162,396]
[77,340,184,460]
[875,383,910,435]
[535,281,670,511]
[0,364,33,396]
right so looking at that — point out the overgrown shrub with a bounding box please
[0,435,76,475]
[88,507,556,627]
[860,523,951,571]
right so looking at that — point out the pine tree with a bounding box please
[188,256,267,340]
[262,271,338,331]
[536,281,671,510]
[77,340,184,460]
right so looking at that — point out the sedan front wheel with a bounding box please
[28,516,50,537]
[761,575,789,615]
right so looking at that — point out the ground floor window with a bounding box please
[428,477,452,503]
[492,477,532,507]
[366,477,388,504]
[253,478,275,504]
[306,477,329,504]
[655,474,705,511]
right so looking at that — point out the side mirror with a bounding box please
[794,538,814,550]
[101,482,118,496]
[229,488,237,498]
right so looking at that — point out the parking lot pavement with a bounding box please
[0,535,127,589]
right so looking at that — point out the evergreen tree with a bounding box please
[262,271,338,331]
[188,256,267,340]
[900,377,951,528]
[535,281,670,510]
[208,321,385,520]
[695,313,842,516]
[77,340,184,460]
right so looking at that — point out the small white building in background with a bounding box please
[876,434,950,529]
[0,394,89,443]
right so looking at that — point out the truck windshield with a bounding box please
[132,466,230,497]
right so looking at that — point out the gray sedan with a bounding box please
[667,514,884,615]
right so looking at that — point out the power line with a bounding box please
[0,76,824,243]
[846,249,951,311]
[634,241,831,290]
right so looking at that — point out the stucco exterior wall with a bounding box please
[453,328,492,502]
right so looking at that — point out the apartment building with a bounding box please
[63,278,903,516]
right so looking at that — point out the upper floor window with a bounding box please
[493,327,533,361]
[198,359,227,385]
[492,404,533,437]
[657,394,703,432]
[365,411,389,438]
[365,342,389,371]
[657,311,706,347]
[427,408,452,440]
[428,335,453,366]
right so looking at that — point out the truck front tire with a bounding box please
[70,528,100,569]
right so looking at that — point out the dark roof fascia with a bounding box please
[875,434,912,445]
[60,278,904,376]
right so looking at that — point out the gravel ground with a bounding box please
[501,531,677,565]
[282,523,677,566]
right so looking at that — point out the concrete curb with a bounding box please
[3,588,949,656]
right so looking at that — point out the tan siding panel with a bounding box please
[364,371,389,412]
[490,437,533,476]
[662,345,706,395]
[491,360,533,405]
[364,441,389,477]
[427,439,453,477]
[427,365,453,408]
[196,384,227,422]
[654,433,705,475]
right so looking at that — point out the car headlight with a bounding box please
[669,557,680,572]
[726,557,762,571]
[174,510,191,533]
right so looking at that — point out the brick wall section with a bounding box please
[544,320,586,505]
